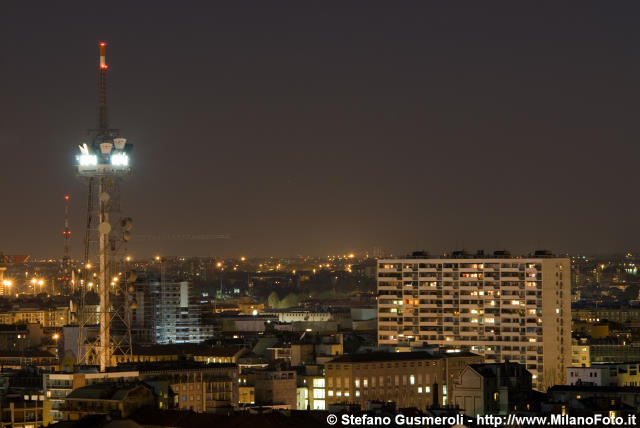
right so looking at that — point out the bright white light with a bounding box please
[111,153,129,166]
[78,154,98,166]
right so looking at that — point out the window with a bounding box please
[313,389,325,399]
[410,375,415,385]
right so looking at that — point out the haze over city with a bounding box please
[2,2,640,257]
[3,2,640,428]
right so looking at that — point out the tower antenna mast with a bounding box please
[61,195,71,294]
[75,42,133,372]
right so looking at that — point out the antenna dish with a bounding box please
[120,217,133,231]
[100,142,113,154]
[98,222,111,234]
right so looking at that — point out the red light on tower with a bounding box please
[99,42,107,69]
[64,195,70,201]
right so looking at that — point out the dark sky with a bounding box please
[2,1,640,258]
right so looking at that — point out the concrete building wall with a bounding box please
[377,257,571,390]
[325,354,481,410]
[452,367,484,416]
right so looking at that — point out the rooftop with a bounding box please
[66,382,147,401]
[468,361,531,378]
[328,351,477,363]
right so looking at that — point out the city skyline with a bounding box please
[3,2,640,257]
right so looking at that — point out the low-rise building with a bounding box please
[43,370,139,422]
[0,350,57,371]
[324,351,482,410]
[452,361,534,416]
[567,363,640,387]
[241,366,297,409]
[0,394,51,428]
[547,385,640,411]
[61,382,154,420]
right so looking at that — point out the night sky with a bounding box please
[2,1,640,258]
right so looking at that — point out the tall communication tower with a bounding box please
[75,42,134,372]
[60,195,72,294]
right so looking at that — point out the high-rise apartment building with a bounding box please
[127,273,212,344]
[377,251,570,390]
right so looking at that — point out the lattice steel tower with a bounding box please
[75,42,134,372]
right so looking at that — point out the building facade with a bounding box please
[567,363,640,387]
[452,362,534,416]
[377,253,571,390]
[324,351,482,410]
